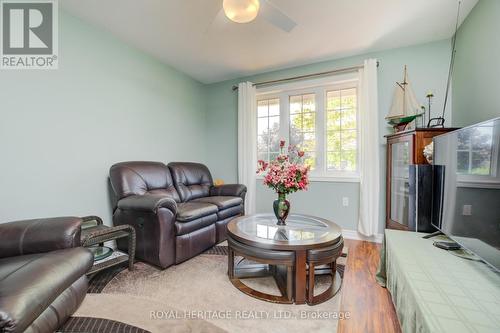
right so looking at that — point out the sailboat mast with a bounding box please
[403,65,407,115]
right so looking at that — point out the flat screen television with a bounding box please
[432,117,500,272]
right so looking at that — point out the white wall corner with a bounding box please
[342,229,383,243]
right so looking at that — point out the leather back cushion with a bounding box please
[168,162,213,202]
[109,161,180,202]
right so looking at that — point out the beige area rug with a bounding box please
[75,250,346,333]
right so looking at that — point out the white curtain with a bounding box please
[358,59,380,236]
[238,82,257,214]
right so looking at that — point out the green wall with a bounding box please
[452,0,500,126]
[205,40,452,233]
[0,8,457,235]
[0,11,207,223]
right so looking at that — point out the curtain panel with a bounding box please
[358,59,380,236]
[237,82,257,214]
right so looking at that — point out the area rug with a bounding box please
[61,245,347,333]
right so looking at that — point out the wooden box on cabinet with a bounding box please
[385,128,458,231]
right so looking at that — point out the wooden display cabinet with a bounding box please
[385,128,457,230]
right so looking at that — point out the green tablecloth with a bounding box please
[376,229,500,333]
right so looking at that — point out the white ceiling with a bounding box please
[62,0,478,84]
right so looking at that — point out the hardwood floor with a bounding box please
[337,239,401,333]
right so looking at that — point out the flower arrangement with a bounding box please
[257,139,310,225]
[257,139,310,194]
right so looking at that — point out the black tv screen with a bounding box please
[433,117,500,272]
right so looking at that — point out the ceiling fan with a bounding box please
[211,0,297,32]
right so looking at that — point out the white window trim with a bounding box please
[256,76,360,183]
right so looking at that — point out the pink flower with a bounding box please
[297,151,305,158]
[280,139,286,148]
[256,160,269,173]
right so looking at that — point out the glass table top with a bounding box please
[233,214,341,246]
[88,246,113,261]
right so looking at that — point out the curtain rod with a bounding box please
[231,61,379,91]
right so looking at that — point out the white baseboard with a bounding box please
[342,229,383,243]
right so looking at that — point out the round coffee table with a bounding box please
[227,213,343,305]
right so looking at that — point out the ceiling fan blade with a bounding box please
[259,0,297,32]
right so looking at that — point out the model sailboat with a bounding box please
[386,66,424,126]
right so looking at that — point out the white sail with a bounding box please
[404,80,423,117]
[385,67,423,121]
[386,85,405,120]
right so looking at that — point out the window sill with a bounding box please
[255,176,360,183]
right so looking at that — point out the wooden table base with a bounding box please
[229,259,342,305]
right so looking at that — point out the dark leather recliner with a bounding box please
[109,161,246,269]
[0,217,93,333]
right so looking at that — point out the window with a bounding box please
[256,79,359,180]
[257,98,280,163]
[457,126,494,176]
[326,88,358,171]
[290,94,316,169]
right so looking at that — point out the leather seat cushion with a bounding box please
[217,204,244,220]
[307,237,344,262]
[176,202,218,222]
[175,214,218,236]
[228,237,295,263]
[193,196,243,210]
[0,248,93,332]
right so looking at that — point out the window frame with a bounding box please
[256,75,360,182]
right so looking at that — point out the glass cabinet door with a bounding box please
[390,141,411,226]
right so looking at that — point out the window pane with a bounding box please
[303,152,316,170]
[290,131,303,146]
[302,112,315,131]
[290,113,302,131]
[289,93,317,171]
[303,94,315,112]
[326,87,358,173]
[257,135,268,152]
[327,110,341,131]
[327,91,341,110]
[341,150,356,171]
[327,152,341,170]
[269,98,280,116]
[327,131,341,151]
[341,88,357,109]
[257,152,268,162]
[342,109,356,129]
[342,130,357,150]
[302,132,316,152]
[256,98,281,163]
[290,95,302,114]
[457,131,470,150]
[471,152,491,175]
[269,116,280,133]
[457,151,469,173]
[257,100,268,117]
[270,136,280,152]
[257,117,269,136]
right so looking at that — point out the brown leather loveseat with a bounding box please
[0,217,93,333]
[109,161,246,269]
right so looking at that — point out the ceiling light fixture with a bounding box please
[223,0,260,23]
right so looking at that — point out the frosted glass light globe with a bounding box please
[223,0,260,23]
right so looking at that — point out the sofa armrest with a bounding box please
[0,216,82,258]
[117,194,177,215]
[210,184,247,199]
